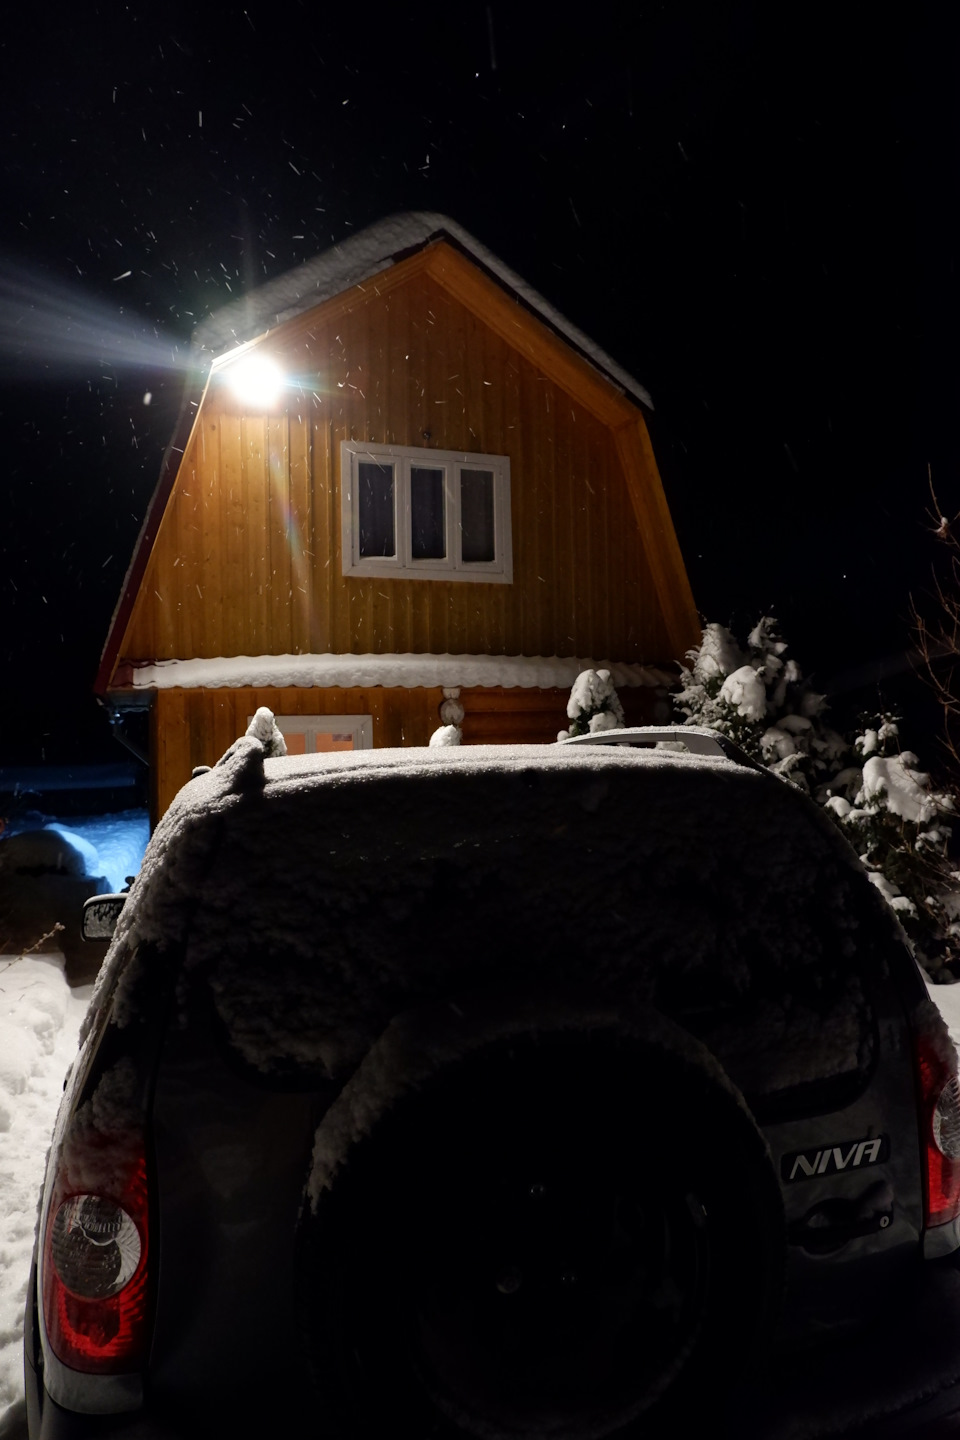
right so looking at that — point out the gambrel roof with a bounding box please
[191,212,653,410]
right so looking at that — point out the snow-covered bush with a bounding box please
[429,724,462,747]
[245,706,287,757]
[676,617,846,793]
[558,668,625,740]
[677,619,960,980]
[822,716,960,978]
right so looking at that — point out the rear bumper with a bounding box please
[23,1262,162,1440]
[722,1370,960,1439]
[24,1256,960,1438]
[24,1382,167,1440]
[868,1385,960,1438]
[722,1249,960,1438]
[25,1352,151,1440]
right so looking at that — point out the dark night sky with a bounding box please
[0,3,958,765]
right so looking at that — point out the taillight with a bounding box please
[914,1029,960,1229]
[41,1141,149,1373]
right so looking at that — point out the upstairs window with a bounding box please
[341,441,512,583]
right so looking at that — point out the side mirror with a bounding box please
[82,893,126,941]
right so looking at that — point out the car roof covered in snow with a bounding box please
[83,735,919,1086]
[108,735,900,958]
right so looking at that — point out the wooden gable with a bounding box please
[104,239,697,686]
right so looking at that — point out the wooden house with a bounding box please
[95,213,698,820]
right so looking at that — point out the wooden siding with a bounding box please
[119,244,693,674]
[152,684,444,820]
[459,683,665,745]
[150,682,668,821]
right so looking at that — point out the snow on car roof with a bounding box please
[85,735,912,1096]
[113,739,746,962]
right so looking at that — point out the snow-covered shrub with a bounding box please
[676,617,846,793]
[431,690,464,746]
[558,668,626,740]
[245,706,287,757]
[205,706,287,779]
[677,620,960,980]
[429,724,462,747]
[822,716,960,978]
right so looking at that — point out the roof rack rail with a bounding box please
[558,726,759,768]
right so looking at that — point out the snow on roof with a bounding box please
[192,212,653,410]
[125,652,675,692]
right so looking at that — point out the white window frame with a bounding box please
[258,715,374,752]
[340,440,513,584]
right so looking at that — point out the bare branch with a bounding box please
[20,921,65,956]
[911,471,960,781]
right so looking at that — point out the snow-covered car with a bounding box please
[23,724,960,1438]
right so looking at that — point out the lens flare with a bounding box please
[0,260,193,379]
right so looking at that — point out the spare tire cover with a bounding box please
[297,999,785,1440]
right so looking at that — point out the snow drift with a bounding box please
[0,956,90,1432]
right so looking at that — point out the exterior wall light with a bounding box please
[226,354,284,407]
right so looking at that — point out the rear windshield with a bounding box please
[176,760,892,1100]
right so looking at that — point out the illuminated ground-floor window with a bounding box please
[256,714,374,754]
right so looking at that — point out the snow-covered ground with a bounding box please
[0,954,91,1436]
[3,810,148,895]
[0,804,148,1436]
[927,977,960,1054]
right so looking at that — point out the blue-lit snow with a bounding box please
[4,811,148,893]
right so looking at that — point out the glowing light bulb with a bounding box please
[227,354,284,407]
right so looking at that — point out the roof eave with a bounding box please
[94,365,212,697]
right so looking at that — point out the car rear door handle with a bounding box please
[789,1197,894,1254]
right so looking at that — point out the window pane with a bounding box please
[315,732,355,752]
[459,469,495,563]
[410,466,445,559]
[358,461,395,558]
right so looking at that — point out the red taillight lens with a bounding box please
[42,1145,149,1373]
[915,1030,960,1229]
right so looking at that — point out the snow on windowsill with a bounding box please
[119,653,675,693]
